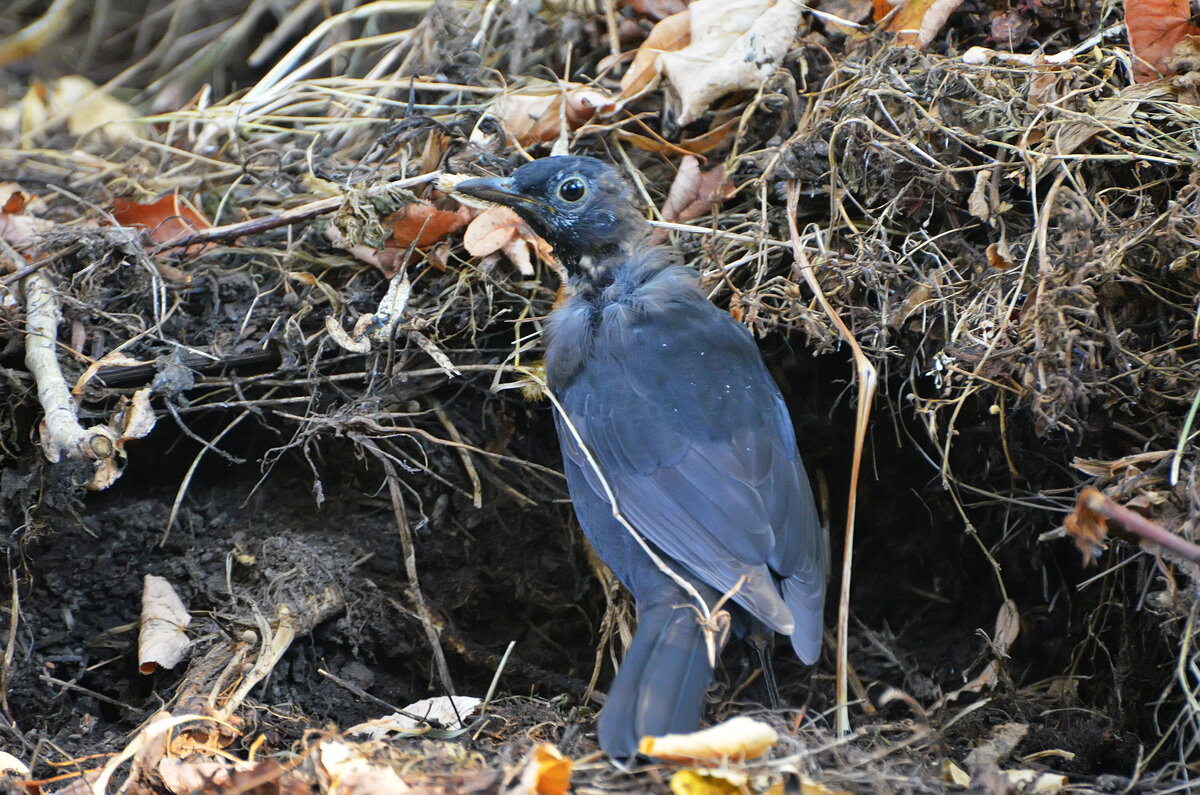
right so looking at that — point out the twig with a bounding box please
[23,271,119,465]
[377,451,456,695]
[1076,488,1200,564]
[786,182,878,737]
[159,171,441,251]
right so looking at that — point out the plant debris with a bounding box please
[2,0,1200,791]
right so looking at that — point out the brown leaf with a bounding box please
[875,0,967,48]
[463,207,553,276]
[660,156,735,224]
[387,201,469,249]
[1125,0,1200,81]
[621,0,689,19]
[619,10,692,100]
[480,82,615,147]
[1064,487,1108,565]
[112,194,212,249]
[656,0,805,125]
[0,184,52,251]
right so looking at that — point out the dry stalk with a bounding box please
[23,271,119,466]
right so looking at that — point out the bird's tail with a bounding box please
[597,596,717,760]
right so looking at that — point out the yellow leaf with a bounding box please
[639,716,778,763]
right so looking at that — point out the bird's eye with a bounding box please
[557,177,587,203]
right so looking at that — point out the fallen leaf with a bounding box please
[513,744,572,795]
[53,76,143,141]
[875,0,967,48]
[317,741,411,794]
[657,0,805,126]
[0,184,53,254]
[463,206,553,276]
[999,770,1067,793]
[943,760,971,787]
[138,574,192,674]
[964,723,1029,771]
[659,156,735,225]
[387,201,470,249]
[112,193,212,250]
[968,171,991,223]
[1064,486,1108,564]
[0,76,145,144]
[939,599,1019,705]
[474,81,616,147]
[0,751,29,777]
[800,778,853,795]
[669,768,747,795]
[623,0,689,19]
[1125,0,1200,81]
[348,695,483,738]
[639,716,778,763]
[619,10,692,100]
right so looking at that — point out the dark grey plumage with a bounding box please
[455,156,826,759]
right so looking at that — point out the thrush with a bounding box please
[455,156,826,759]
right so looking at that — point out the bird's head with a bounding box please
[454,156,649,274]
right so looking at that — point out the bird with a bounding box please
[454,156,826,759]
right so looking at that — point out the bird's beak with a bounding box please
[453,176,547,213]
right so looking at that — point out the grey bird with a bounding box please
[455,156,826,759]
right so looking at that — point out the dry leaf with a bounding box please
[513,744,572,795]
[317,741,411,794]
[876,0,967,48]
[90,387,160,491]
[112,193,212,251]
[800,778,853,795]
[1064,486,1108,565]
[620,10,692,100]
[387,201,470,249]
[968,171,991,223]
[660,156,735,225]
[348,695,482,738]
[943,760,971,787]
[639,716,778,762]
[939,599,1019,705]
[1125,0,1200,81]
[0,184,52,250]
[670,768,787,795]
[623,0,689,19]
[463,206,553,276]
[964,723,1029,770]
[138,574,192,673]
[0,751,29,777]
[475,81,615,147]
[0,76,144,143]
[657,0,804,125]
[999,770,1067,793]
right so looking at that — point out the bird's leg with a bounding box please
[748,628,781,710]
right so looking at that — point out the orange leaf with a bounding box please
[1125,0,1200,82]
[112,194,211,249]
[517,744,572,795]
[0,183,52,250]
[875,0,966,48]
[1064,487,1108,566]
[387,201,469,249]
[619,10,692,99]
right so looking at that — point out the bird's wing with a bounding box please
[554,281,823,635]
